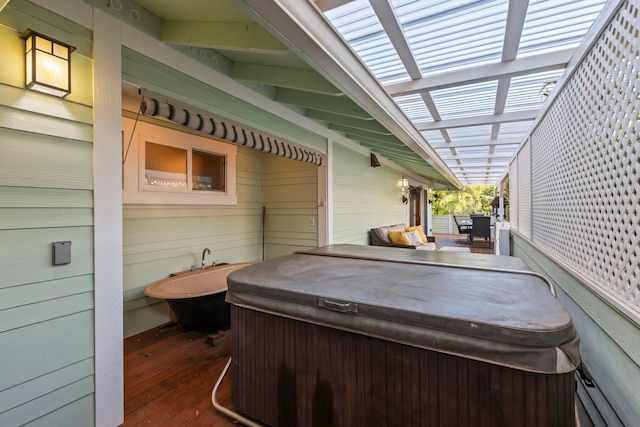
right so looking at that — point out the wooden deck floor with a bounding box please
[432,232,495,254]
[123,325,236,426]
[122,235,495,426]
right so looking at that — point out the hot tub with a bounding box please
[226,244,580,427]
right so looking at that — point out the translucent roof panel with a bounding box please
[446,125,493,140]
[394,93,432,122]
[518,0,607,56]
[497,121,532,138]
[504,69,565,112]
[319,0,607,186]
[455,147,490,156]
[324,0,410,84]
[392,0,509,75]
[422,130,446,144]
[431,80,498,119]
[493,144,521,153]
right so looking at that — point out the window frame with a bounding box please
[123,117,237,205]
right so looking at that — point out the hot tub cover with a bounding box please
[226,244,580,374]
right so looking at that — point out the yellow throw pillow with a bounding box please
[405,225,427,243]
[388,230,412,246]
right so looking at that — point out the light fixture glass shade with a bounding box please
[401,177,409,188]
[22,30,75,97]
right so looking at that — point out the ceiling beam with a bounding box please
[332,125,401,143]
[275,88,371,119]
[447,164,509,170]
[417,109,538,131]
[348,134,408,149]
[386,49,573,96]
[306,110,391,134]
[439,152,515,161]
[230,63,341,95]
[161,21,286,54]
[429,137,522,149]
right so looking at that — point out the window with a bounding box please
[123,118,237,205]
[145,142,188,189]
[143,142,227,192]
[192,150,225,192]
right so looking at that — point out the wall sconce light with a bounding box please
[401,177,409,204]
[370,152,381,168]
[22,29,75,97]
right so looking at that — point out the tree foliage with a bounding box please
[431,185,495,215]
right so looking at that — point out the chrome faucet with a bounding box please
[201,248,211,269]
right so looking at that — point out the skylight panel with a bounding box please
[447,125,493,140]
[422,130,446,143]
[394,93,433,122]
[431,80,498,119]
[324,0,410,84]
[504,69,565,112]
[459,158,492,165]
[518,0,606,55]
[493,144,520,153]
[391,0,509,75]
[497,121,531,139]
[455,147,490,156]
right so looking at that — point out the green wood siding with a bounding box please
[0,10,95,424]
[120,48,329,336]
[123,147,265,337]
[263,155,318,259]
[332,143,407,244]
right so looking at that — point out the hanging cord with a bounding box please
[261,206,266,262]
[123,96,145,165]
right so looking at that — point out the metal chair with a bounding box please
[453,215,472,244]
[471,216,492,247]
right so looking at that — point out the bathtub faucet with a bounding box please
[201,248,211,269]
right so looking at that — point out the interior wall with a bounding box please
[263,155,319,259]
[332,143,408,244]
[0,12,97,426]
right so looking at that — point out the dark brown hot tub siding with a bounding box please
[231,306,576,427]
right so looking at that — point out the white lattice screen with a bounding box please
[512,0,640,316]
[509,159,518,232]
[517,141,532,239]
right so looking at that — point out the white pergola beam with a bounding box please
[429,137,522,149]
[386,49,572,96]
[447,165,509,171]
[370,0,422,79]
[439,152,514,161]
[417,110,537,131]
[502,0,529,61]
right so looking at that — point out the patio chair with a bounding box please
[471,216,492,248]
[453,215,472,243]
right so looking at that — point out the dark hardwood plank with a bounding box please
[433,233,495,254]
[123,325,236,427]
